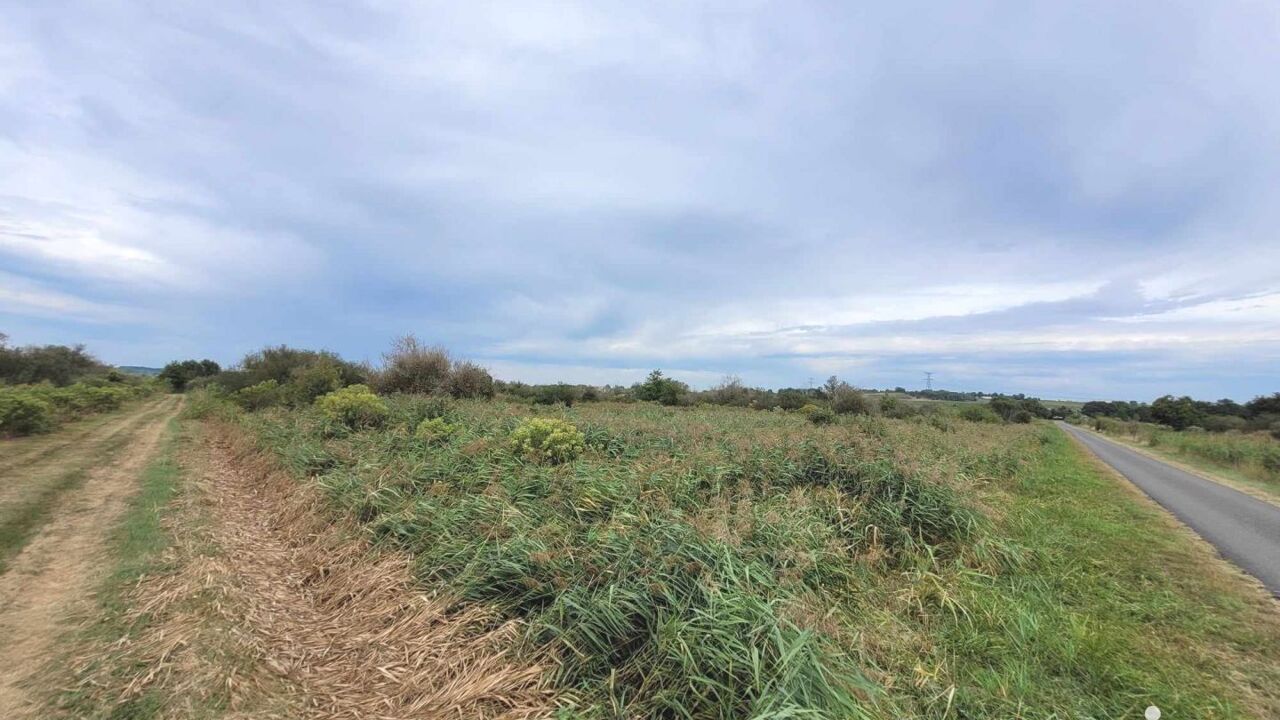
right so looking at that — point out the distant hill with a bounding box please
[116,365,162,376]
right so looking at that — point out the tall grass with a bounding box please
[204,394,1280,718]
[1094,417,1280,491]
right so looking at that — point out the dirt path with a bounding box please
[0,395,181,717]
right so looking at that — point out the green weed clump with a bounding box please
[315,384,388,428]
[510,417,585,464]
[415,417,460,444]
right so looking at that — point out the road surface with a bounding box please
[1057,421,1280,597]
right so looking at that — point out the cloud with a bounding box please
[1,1,1278,400]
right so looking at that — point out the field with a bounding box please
[168,391,1277,718]
[5,384,1279,719]
[1091,417,1280,499]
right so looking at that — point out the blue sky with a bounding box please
[1,1,1278,401]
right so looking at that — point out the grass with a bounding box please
[1092,418,1280,500]
[0,402,166,573]
[44,417,186,719]
[207,393,1280,718]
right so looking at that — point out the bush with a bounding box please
[510,417,585,464]
[1202,415,1248,433]
[534,383,580,406]
[288,358,345,405]
[315,384,389,428]
[633,370,688,406]
[957,404,1001,423]
[806,406,836,425]
[378,335,451,394]
[831,388,871,415]
[415,417,461,444]
[159,358,221,392]
[447,361,495,399]
[0,340,106,386]
[1270,421,1280,441]
[234,380,285,411]
[0,391,55,435]
[1011,409,1034,424]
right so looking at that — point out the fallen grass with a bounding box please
[208,393,1280,718]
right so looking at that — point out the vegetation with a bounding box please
[181,378,1280,718]
[0,333,106,386]
[314,384,388,428]
[158,358,220,392]
[1093,417,1280,495]
[1084,392,1280,434]
[0,379,157,436]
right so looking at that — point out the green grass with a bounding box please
[208,394,1280,718]
[1093,418,1280,500]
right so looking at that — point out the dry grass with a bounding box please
[57,422,553,719]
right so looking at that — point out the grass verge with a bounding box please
[43,418,191,719]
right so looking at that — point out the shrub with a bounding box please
[415,417,461,444]
[831,387,871,415]
[1270,421,1280,441]
[315,384,388,428]
[1202,415,1247,433]
[510,417,585,464]
[0,340,105,386]
[288,358,345,405]
[957,404,1001,423]
[0,390,55,435]
[1011,409,1034,424]
[633,370,688,406]
[447,361,495,399]
[378,335,451,394]
[234,380,285,410]
[534,383,580,406]
[806,406,836,425]
[159,358,221,392]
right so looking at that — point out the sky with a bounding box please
[1,1,1278,401]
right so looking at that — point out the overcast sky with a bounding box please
[2,2,1278,400]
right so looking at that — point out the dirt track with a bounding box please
[0,395,181,717]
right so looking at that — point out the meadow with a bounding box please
[186,387,1280,719]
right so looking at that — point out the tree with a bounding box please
[1150,395,1203,430]
[159,359,222,392]
[634,370,688,406]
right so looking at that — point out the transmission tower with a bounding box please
[924,372,933,391]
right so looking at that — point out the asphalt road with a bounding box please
[1056,422,1280,597]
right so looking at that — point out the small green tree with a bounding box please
[1151,395,1203,430]
[633,370,688,406]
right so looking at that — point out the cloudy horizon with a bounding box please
[2,2,1278,401]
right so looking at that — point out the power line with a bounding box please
[924,371,933,391]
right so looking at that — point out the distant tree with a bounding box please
[1246,392,1280,418]
[707,375,752,407]
[1150,395,1203,430]
[159,359,222,392]
[0,341,106,386]
[634,370,688,406]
